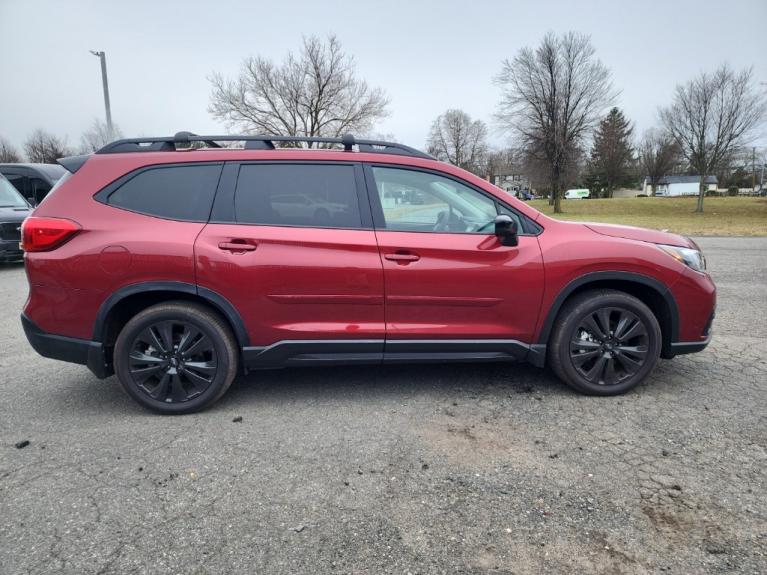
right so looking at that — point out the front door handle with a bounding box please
[218,240,257,253]
[384,252,420,264]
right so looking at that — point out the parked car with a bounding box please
[564,188,591,199]
[21,133,715,414]
[0,163,66,206]
[0,173,32,262]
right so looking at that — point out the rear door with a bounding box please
[195,162,385,364]
[365,165,545,354]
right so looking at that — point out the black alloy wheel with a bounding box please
[549,289,661,396]
[114,302,238,414]
[569,307,649,386]
[128,320,218,403]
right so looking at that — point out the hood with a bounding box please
[0,206,31,223]
[584,222,695,248]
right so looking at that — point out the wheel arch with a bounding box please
[94,282,250,354]
[537,271,679,358]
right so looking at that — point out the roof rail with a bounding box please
[95,132,435,160]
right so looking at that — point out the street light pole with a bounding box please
[89,50,113,135]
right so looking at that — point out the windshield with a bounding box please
[0,175,29,208]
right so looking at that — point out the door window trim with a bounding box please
[209,160,374,230]
[362,163,542,236]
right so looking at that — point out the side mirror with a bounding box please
[494,214,518,247]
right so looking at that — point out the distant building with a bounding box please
[490,173,530,193]
[643,175,717,196]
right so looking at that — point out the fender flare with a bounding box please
[93,281,250,347]
[536,271,679,348]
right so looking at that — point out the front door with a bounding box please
[365,165,544,359]
[195,162,385,366]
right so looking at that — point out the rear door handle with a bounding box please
[218,240,257,253]
[384,252,420,263]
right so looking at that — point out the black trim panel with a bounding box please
[243,340,384,368]
[243,338,533,369]
[384,339,529,363]
[93,281,250,347]
[536,271,680,351]
[22,314,112,379]
[669,337,711,356]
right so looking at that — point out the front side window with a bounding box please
[235,164,362,228]
[371,166,501,233]
[106,164,222,221]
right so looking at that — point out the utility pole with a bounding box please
[89,50,113,135]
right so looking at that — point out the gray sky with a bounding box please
[1,0,766,152]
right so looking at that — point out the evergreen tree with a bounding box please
[589,108,634,197]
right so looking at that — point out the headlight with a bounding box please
[658,244,706,272]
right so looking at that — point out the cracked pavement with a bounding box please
[1,237,765,574]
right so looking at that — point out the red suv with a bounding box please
[21,133,715,413]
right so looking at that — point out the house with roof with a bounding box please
[643,175,717,196]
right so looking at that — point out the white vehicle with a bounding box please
[564,188,591,200]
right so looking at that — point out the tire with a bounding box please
[548,289,661,395]
[113,302,238,414]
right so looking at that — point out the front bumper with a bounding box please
[21,314,112,378]
[0,239,23,261]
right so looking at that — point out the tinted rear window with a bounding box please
[235,164,361,228]
[106,164,222,221]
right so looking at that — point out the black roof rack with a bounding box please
[96,132,435,160]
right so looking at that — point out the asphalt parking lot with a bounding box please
[1,237,765,574]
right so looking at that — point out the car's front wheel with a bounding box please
[113,302,238,414]
[549,290,661,395]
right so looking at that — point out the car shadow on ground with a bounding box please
[48,361,573,417]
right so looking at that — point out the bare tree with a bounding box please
[639,129,679,196]
[426,109,488,174]
[209,35,390,142]
[484,147,517,184]
[24,129,72,163]
[660,64,767,211]
[588,107,634,197]
[80,119,123,153]
[0,137,22,162]
[495,31,615,212]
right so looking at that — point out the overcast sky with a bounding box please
[1,0,766,152]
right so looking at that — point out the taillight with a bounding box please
[21,217,81,252]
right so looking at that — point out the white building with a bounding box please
[643,175,717,196]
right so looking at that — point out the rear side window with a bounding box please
[105,164,222,221]
[235,164,361,228]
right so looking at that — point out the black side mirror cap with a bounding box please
[494,214,518,246]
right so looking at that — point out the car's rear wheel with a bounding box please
[549,290,661,395]
[113,302,238,414]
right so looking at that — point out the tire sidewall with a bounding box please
[555,293,661,395]
[114,306,235,414]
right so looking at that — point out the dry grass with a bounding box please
[528,196,767,236]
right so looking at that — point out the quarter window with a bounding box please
[106,164,222,221]
[235,164,362,228]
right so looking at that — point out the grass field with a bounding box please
[528,196,767,236]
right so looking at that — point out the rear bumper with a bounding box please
[21,314,112,378]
